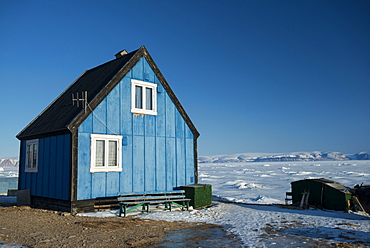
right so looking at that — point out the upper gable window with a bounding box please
[25,139,38,173]
[131,79,157,115]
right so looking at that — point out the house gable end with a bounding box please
[76,53,198,200]
[69,46,199,139]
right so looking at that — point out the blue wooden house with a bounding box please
[16,46,200,213]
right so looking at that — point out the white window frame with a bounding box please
[131,79,157,115]
[25,139,38,173]
[90,134,122,173]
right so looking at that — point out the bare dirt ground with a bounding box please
[0,205,367,248]
[0,206,233,248]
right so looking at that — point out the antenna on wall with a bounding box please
[72,91,88,112]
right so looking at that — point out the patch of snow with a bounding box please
[140,203,370,246]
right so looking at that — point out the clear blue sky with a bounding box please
[1,0,369,158]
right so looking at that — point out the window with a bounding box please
[25,139,38,173]
[90,134,122,172]
[131,79,157,115]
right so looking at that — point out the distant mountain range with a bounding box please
[199,151,370,163]
[0,159,19,167]
[1,151,369,166]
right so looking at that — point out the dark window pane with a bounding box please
[108,141,117,166]
[32,144,37,167]
[96,140,105,167]
[135,86,143,109]
[146,87,153,110]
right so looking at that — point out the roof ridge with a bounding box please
[86,48,140,72]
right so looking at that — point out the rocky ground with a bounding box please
[0,206,235,248]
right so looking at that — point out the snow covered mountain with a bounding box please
[0,159,19,167]
[1,151,369,166]
[199,151,370,163]
[354,152,370,160]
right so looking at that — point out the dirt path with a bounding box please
[0,206,228,247]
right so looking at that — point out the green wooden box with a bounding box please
[180,184,212,209]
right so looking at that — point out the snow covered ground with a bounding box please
[79,160,370,247]
[142,202,370,247]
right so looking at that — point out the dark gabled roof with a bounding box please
[17,46,199,140]
[292,178,349,192]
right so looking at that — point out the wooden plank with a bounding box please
[143,58,155,82]
[132,135,145,192]
[165,94,175,138]
[70,129,78,202]
[166,137,175,191]
[76,132,92,200]
[91,172,106,198]
[62,134,71,200]
[106,85,120,135]
[185,138,195,185]
[106,172,120,196]
[155,76,166,137]
[30,172,37,196]
[92,98,107,134]
[176,137,185,186]
[175,110,185,138]
[35,138,43,195]
[48,136,57,198]
[55,135,64,199]
[42,137,50,197]
[175,109,185,186]
[79,114,93,133]
[185,122,193,139]
[32,196,72,212]
[118,190,185,196]
[24,172,31,193]
[145,136,156,191]
[120,135,133,193]
[145,115,156,137]
[120,77,132,136]
[133,114,144,136]
[118,195,186,201]
[156,136,166,191]
[131,58,143,79]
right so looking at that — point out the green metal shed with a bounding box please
[291,178,351,211]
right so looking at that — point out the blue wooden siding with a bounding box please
[19,134,71,200]
[77,57,195,200]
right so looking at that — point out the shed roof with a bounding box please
[17,46,199,140]
[292,178,349,192]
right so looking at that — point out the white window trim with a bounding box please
[131,79,157,115]
[25,139,38,173]
[90,134,122,173]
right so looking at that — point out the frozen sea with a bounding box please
[199,160,370,204]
